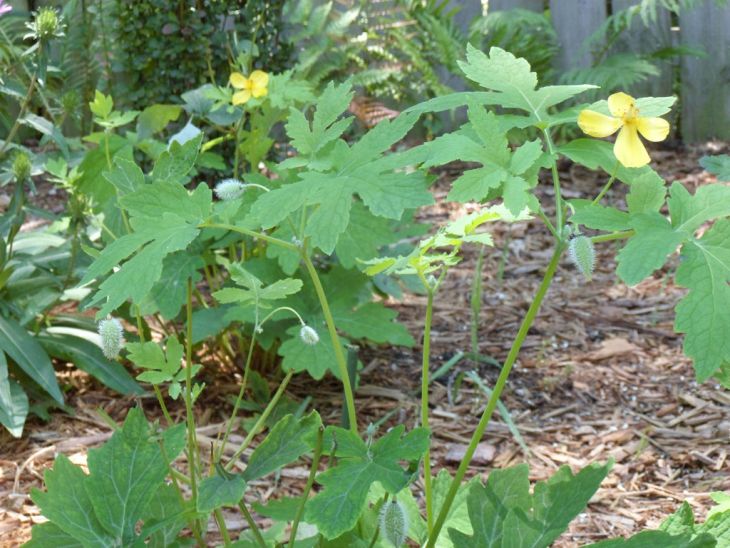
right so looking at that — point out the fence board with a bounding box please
[488,0,544,11]
[680,1,730,141]
[549,0,607,71]
[612,0,673,98]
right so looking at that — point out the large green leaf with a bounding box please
[84,408,184,542]
[30,409,185,546]
[458,45,595,122]
[0,315,62,404]
[304,425,429,539]
[198,470,247,513]
[31,455,115,546]
[675,220,730,381]
[0,351,29,437]
[253,105,431,254]
[588,531,715,547]
[242,411,321,482]
[37,333,142,396]
[451,462,611,548]
[24,522,84,547]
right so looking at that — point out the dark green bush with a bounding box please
[111,0,290,108]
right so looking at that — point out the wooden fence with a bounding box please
[482,0,730,141]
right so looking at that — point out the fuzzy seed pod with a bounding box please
[12,152,31,182]
[569,235,595,281]
[379,499,408,547]
[299,325,319,346]
[98,318,124,359]
[214,179,246,201]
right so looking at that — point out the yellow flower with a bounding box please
[229,70,269,105]
[577,92,670,168]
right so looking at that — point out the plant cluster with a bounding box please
[3,28,727,544]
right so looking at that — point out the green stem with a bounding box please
[591,229,634,243]
[288,426,324,548]
[214,508,232,546]
[153,385,174,426]
[425,243,565,547]
[536,209,558,240]
[233,115,245,179]
[238,500,267,548]
[592,162,620,205]
[184,279,200,510]
[225,370,295,469]
[421,287,435,533]
[218,330,257,461]
[103,130,112,169]
[198,222,298,251]
[301,252,358,434]
[0,72,37,157]
[542,129,564,236]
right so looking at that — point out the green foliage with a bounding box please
[701,154,730,181]
[109,0,290,109]
[304,425,429,539]
[450,462,612,548]
[30,408,186,546]
[253,82,432,254]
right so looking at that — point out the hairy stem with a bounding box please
[421,287,435,533]
[426,243,564,547]
[592,162,620,205]
[218,330,257,460]
[238,500,267,548]
[184,280,200,509]
[542,129,564,236]
[301,253,358,434]
[288,426,324,547]
[226,370,294,469]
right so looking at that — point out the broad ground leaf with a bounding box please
[127,337,184,385]
[150,133,203,183]
[0,315,62,405]
[242,411,321,481]
[0,351,28,437]
[24,522,84,547]
[279,323,347,380]
[30,409,185,546]
[451,462,611,548]
[458,45,595,122]
[588,531,715,547]
[31,454,115,546]
[143,483,187,548]
[304,425,429,539]
[85,408,179,542]
[103,157,144,197]
[198,470,247,513]
[144,251,204,319]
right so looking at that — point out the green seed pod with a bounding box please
[379,499,408,547]
[569,235,595,281]
[214,179,246,201]
[12,152,31,183]
[98,318,124,360]
[299,325,319,346]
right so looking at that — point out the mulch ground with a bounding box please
[1,140,729,547]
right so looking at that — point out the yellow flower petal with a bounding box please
[232,89,252,105]
[637,116,670,142]
[249,70,269,88]
[607,92,636,118]
[578,109,622,138]
[614,124,650,168]
[229,72,248,90]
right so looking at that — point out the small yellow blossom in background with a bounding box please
[229,70,269,105]
[578,92,670,168]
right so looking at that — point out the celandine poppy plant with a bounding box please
[229,70,269,105]
[578,92,670,168]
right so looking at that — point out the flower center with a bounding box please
[620,103,640,124]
